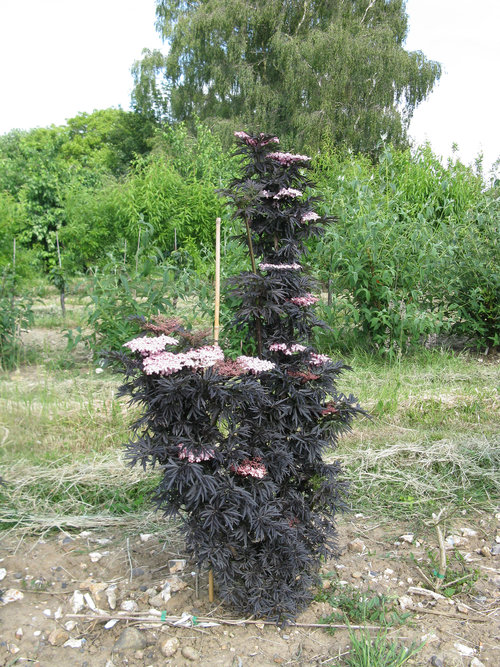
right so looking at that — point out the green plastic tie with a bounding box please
[432,570,445,579]
[161,611,167,621]
[192,616,198,625]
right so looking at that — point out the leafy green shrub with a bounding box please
[0,270,33,369]
[312,144,496,352]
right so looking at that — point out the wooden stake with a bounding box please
[208,568,215,603]
[214,217,221,344]
[209,216,222,603]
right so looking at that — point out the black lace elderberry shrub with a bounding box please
[215,131,366,618]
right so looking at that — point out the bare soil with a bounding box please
[1,514,498,667]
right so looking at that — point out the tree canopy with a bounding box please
[132,0,441,152]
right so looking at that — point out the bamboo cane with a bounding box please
[208,217,222,604]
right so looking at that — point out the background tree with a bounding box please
[134,0,441,152]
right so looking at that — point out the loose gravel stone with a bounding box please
[181,646,200,661]
[160,637,180,657]
[113,627,147,652]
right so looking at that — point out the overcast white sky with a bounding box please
[0,0,499,173]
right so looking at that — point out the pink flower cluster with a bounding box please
[302,211,320,222]
[234,131,279,147]
[236,356,275,374]
[273,188,303,199]
[259,263,302,271]
[178,444,215,463]
[124,334,177,355]
[289,294,319,307]
[309,353,330,366]
[231,457,267,479]
[267,152,311,166]
[269,343,307,355]
[142,345,224,376]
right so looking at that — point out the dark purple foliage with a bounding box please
[115,133,365,621]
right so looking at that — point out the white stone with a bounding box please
[140,533,154,542]
[104,619,120,629]
[84,593,97,611]
[1,589,24,605]
[106,585,117,610]
[64,621,77,632]
[54,605,63,619]
[398,595,413,610]
[71,590,85,614]
[43,609,51,617]
[454,643,475,657]
[461,528,478,537]
[89,551,103,562]
[63,638,86,649]
[0,568,6,581]
[120,599,139,612]
[470,658,486,667]
[160,637,180,657]
[400,534,414,544]
[446,535,466,547]
[15,627,23,639]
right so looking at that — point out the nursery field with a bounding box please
[0,294,499,667]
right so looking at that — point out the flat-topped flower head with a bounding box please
[301,211,320,222]
[234,131,279,147]
[236,355,275,374]
[178,444,215,462]
[259,262,302,271]
[124,334,178,355]
[142,345,224,375]
[273,188,303,199]
[267,152,311,166]
[289,294,319,307]
[269,343,307,355]
[309,352,330,366]
[231,457,267,479]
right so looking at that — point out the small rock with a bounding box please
[43,608,52,617]
[454,642,475,657]
[14,572,23,579]
[470,658,486,667]
[140,533,154,542]
[461,528,477,537]
[351,571,363,579]
[71,590,85,613]
[456,602,468,614]
[113,627,148,652]
[398,596,413,610]
[164,575,187,592]
[421,633,439,644]
[160,637,179,657]
[321,579,331,590]
[347,538,365,553]
[120,600,139,612]
[181,646,200,661]
[149,594,167,608]
[9,645,20,655]
[495,534,500,543]
[64,621,77,632]
[89,551,103,563]
[131,567,145,577]
[33,630,42,637]
[1,589,24,605]
[430,657,443,667]
[490,544,500,555]
[134,650,144,659]
[106,585,117,610]
[384,568,394,575]
[15,627,23,639]
[64,638,86,649]
[446,535,465,547]
[400,534,414,544]
[48,628,70,646]
[0,568,6,581]
[169,559,186,573]
[104,619,120,629]
[479,546,491,558]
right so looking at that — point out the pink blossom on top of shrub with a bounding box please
[231,457,267,478]
[142,345,224,376]
[309,352,330,365]
[234,131,279,147]
[269,343,307,355]
[124,334,178,355]
[267,152,311,166]
[178,444,215,462]
[236,355,275,374]
[289,294,319,307]
[273,188,303,199]
[301,211,320,222]
[259,263,302,271]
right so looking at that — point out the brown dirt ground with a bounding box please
[1,514,498,667]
